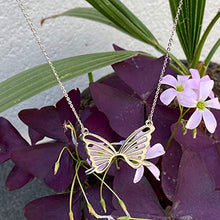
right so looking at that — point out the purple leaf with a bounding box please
[173,124,220,189]
[90,82,144,137]
[28,127,45,145]
[56,88,81,126]
[0,117,29,163]
[44,150,74,192]
[161,140,182,201]
[112,162,166,219]
[112,55,175,100]
[24,193,82,220]
[84,181,115,219]
[171,150,220,220]
[19,106,68,142]
[103,74,135,96]
[148,104,179,146]
[5,165,34,191]
[11,142,65,179]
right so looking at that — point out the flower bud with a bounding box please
[69,211,74,220]
[100,198,107,213]
[54,161,60,175]
[117,216,130,220]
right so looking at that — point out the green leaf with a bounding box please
[169,0,206,66]
[200,38,220,75]
[41,3,189,74]
[192,10,220,68]
[85,0,158,45]
[0,51,139,113]
[41,8,125,33]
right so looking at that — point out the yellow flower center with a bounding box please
[176,84,184,92]
[196,101,206,110]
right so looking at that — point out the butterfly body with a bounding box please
[81,122,155,174]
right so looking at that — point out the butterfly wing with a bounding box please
[81,132,117,174]
[119,123,155,169]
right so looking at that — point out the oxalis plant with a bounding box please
[0,0,220,220]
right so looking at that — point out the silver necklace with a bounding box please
[16,0,183,174]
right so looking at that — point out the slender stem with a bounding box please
[81,164,121,202]
[165,108,190,151]
[100,162,112,208]
[69,163,80,219]
[57,146,77,162]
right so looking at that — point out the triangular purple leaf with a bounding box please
[112,55,175,100]
[28,127,45,145]
[24,193,82,220]
[113,162,166,219]
[5,165,34,191]
[173,124,220,189]
[161,140,182,201]
[0,117,29,164]
[19,106,68,142]
[44,150,74,192]
[56,88,81,126]
[90,82,144,137]
[148,104,179,146]
[11,142,65,179]
[84,181,115,219]
[171,150,220,220]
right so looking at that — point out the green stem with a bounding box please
[100,163,112,212]
[69,163,80,219]
[57,146,77,163]
[165,108,190,151]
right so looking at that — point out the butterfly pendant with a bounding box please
[81,121,155,174]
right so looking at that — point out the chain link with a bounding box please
[16,0,183,131]
[16,0,86,133]
[148,0,183,123]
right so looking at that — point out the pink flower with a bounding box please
[188,68,214,98]
[133,143,165,183]
[160,75,193,105]
[179,80,220,133]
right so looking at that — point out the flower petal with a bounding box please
[133,166,144,183]
[146,143,165,159]
[186,109,202,129]
[160,88,177,105]
[205,98,220,109]
[202,108,217,133]
[177,88,197,108]
[177,75,190,84]
[189,68,200,80]
[199,80,214,100]
[209,91,215,99]
[161,75,177,87]
[147,162,161,181]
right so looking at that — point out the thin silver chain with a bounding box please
[148,0,183,123]
[16,0,183,131]
[16,0,87,133]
